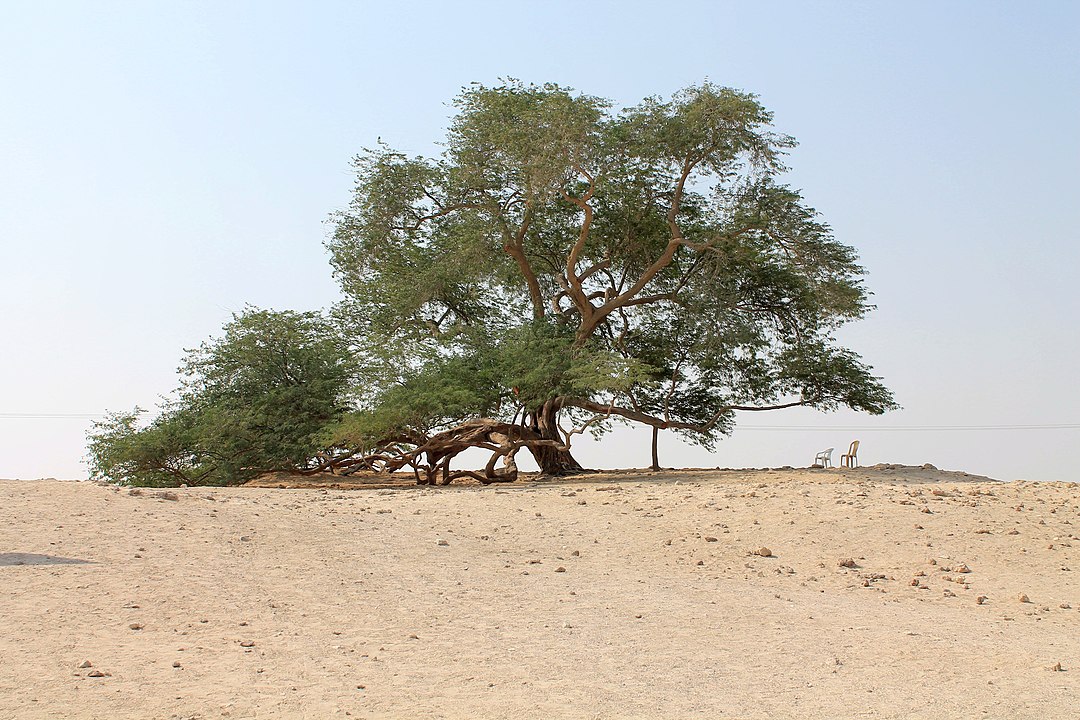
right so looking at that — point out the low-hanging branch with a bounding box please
[559,396,808,434]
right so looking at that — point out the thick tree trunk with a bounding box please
[528,398,586,475]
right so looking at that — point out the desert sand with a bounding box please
[1,465,1077,719]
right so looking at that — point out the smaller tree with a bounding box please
[87,308,355,486]
[86,407,202,487]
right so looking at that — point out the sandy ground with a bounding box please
[1,466,1077,719]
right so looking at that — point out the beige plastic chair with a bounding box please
[813,447,833,468]
[840,440,860,468]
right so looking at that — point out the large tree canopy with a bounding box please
[89,81,895,487]
[326,80,896,478]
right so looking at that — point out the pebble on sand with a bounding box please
[1017,593,1030,603]
[754,547,773,557]
[77,660,92,669]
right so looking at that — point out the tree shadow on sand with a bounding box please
[0,552,93,567]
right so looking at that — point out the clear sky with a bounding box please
[2,1,1078,482]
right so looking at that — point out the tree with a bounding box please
[327,80,897,476]
[87,308,356,485]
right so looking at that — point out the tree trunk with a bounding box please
[650,425,660,471]
[528,398,586,475]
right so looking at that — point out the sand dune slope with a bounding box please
[1,466,1077,719]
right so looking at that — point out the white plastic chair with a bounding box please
[841,440,860,468]
[814,447,833,468]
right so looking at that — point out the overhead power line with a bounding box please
[0,413,105,419]
[737,424,1080,431]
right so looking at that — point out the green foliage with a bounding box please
[86,408,201,487]
[92,80,897,480]
[327,80,896,456]
[87,308,355,486]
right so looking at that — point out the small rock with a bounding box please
[954,563,971,573]
[696,560,705,566]
[1060,603,1072,609]
[239,640,255,648]
[943,589,956,597]
[436,539,449,546]
[571,550,580,557]
[87,670,107,678]
[910,578,920,587]
[1018,593,1030,603]
[172,661,181,668]
[755,547,773,557]
[704,536,718,543]
[838,558,857,568]
[129,623,144,630]
[408,634,419,640]
[1050,662,1063,672]
[77,660,92,669]
[976,595,988,605]
[554,566,566,573]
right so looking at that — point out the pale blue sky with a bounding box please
[2,1,1078,481]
